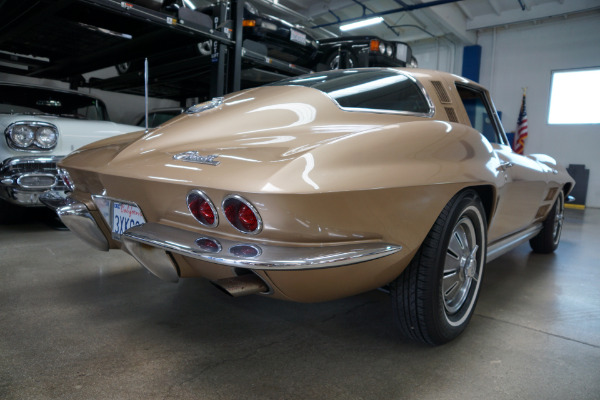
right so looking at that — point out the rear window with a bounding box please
[268,69,431,115]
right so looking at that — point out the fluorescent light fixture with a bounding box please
[183,0,197,9]
[340,17,384,32]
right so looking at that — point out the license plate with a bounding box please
[111,201,146,239]
[290,28,307,46]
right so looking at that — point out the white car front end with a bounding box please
[1,85,140,207]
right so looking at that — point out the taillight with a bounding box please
[187,190,218,227]
[230,244,262,258]
[58,168,74,191]
[223,195,262,234]
[195,237,221,253]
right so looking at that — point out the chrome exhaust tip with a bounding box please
[211,273,269,297]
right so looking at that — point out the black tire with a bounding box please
[325,51,357,70]
[115,61,132,75]
[391,190,487,345]
[0,199,24,224]
[529,191,564,254]
[115,60,144,75]
[197,40,212,56]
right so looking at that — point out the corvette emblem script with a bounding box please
[173,151,220,166]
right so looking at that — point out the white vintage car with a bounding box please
[0,82,140,219]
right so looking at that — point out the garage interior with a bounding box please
[1,0,600,399]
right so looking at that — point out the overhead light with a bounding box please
[182,0,197,9]
[340,17,384,32]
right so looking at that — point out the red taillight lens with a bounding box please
[223,196,262,234]
[195,238,221,253]
[187,190,218,227]
[238,204,257,231]
[230,244,261,258]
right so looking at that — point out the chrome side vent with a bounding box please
[431,81,451,104]
[445,107,459,123]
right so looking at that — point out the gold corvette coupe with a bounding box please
[42,68,574,345]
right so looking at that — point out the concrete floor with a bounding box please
[1,208,599,400]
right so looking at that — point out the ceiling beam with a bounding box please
[311,0,464,29]
[487,0,501,16]
[467,0,600,30]
[456,2,473,20]
[415,1,477,44]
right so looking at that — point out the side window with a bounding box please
[456,84,503,145]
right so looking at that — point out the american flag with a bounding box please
[514,91,528,154]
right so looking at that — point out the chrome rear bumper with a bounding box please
[39,195,403,282]
[123,222,402,272]
[40,192,109,251]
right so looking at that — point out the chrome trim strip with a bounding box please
[122,222,402,271]
[1,155,64,172]
[486,223,543,263]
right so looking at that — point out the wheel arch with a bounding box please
[562,181,574,197]
[468,184,496,229]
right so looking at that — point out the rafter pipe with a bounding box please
[312,0,464,29]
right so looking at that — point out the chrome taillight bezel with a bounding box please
[222,194,263,235]
[57,168,75,191]
[187,189,219,228]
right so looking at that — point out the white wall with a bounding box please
[412,12,600,207]
[411,38,463,74]
[478,13,600,208]
[0,69,178,125]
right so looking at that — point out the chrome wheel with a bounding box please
[328,54,355,70]
[552,192,565,245]
[391,190,487,345]
[443,216,480,315]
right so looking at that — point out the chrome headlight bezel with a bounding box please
[5,121,59,151]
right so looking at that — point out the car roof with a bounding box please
[390,68,486,91]
[0,81,102,99]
